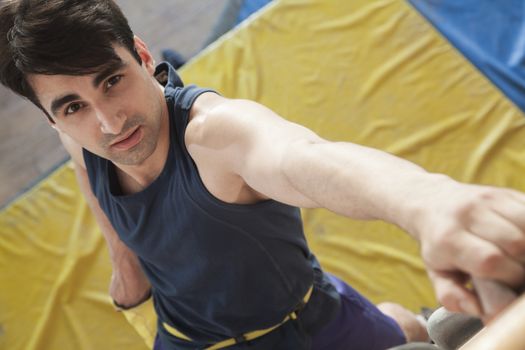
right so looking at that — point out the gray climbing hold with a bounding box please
[427,307,483,350]
[387,342,440,350]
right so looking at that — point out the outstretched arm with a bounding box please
[60,132,151,309]
[188,95,525,318]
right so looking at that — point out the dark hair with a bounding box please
[0,0,142,120]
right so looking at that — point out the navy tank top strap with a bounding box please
[157,62,216,157]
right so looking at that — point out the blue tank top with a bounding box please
[83,63,340,349]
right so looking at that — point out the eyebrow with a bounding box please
[50,93,81,116]
[92,60,127,88]
[49,60,128,116]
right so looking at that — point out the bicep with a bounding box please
[189,98,324,208]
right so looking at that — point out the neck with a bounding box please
[114,84,170,193]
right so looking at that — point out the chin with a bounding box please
[110,141,158,166]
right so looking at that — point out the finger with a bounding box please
[472,278,517,321]
[506,188,525,207]
[452,232,525,288]
[491,190,525,230]
[428,270,481,316]
[468,208,525,263]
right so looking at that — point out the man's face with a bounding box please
[29,43,166,166]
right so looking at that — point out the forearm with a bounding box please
[282,140,453,238]
[73,164,151,307]
[460,293,525,350]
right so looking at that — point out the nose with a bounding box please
[95,105,126,135]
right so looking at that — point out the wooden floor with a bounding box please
[0,0,229,207]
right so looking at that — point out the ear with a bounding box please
[134,36,156,75]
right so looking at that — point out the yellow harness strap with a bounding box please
[162,286,314,350]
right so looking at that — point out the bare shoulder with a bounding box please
[185,92,246,153]
[186,92,229,143]
[184,93,269,203]
[189,91,226,122]
[186,93,276,148]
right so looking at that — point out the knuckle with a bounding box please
[453,188,499,218]
[432,228,461,256]
[477,188,498,201]
[450,205,478,229]
[433,228,455,247]
[475,249,503,275]
[504,237,525,257]
[451,202,474,219]
[438,289,460,312]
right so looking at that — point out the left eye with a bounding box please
[106,75,122,89]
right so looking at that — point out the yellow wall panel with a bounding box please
[0,164,147,350]
[3,0,525,348]
[181,0,525,310]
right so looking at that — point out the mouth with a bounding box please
[110,126,142,150]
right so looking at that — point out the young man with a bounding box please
[1,1,524,349]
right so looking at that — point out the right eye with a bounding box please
[65,102,84,115]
